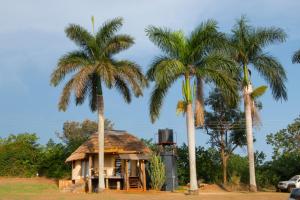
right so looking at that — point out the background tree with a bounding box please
[266,116,300,159]
[0,133,40,177]
[146,20,237,193]
[38,139,71,178]
[229,16,287,191]
[292,50,300,63]
[57,119,114,152]
[50,17,147,190]
[202,88,247,185]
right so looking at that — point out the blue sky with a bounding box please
[0,0,299,158]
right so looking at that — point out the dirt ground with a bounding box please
[0,178,290,200]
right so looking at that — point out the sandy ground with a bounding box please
[0,178,290,200]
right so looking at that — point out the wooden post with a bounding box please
[88,155,92,193]
[105,178,109,189]
[141,160,146,191]
[125,160,129,191]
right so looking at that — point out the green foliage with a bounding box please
[176,144,190,185]
[0,133,40,177]
[196,147,222,183]
[140,138,158,153]
[146,20,238,122]
[0,119,115,179]
[57,119,114,153]
[250,85,268,100]
[177,144,222,184]
[266,116,300,158]
[292,49,300,64]
[148,154,166,190]
[50,17,147,112]
[227,154,249,184]
[230,16,287,101]
[203,88,246,154]
[38,140,71,178]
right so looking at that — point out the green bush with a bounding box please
[148,154,166,190]
[0,133,41,177]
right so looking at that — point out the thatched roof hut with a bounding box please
[66,130,151,162]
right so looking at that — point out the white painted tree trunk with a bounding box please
[243,84,257,192]
[98,95,105,191]
[186,103,198,194]
[195,77,204,127]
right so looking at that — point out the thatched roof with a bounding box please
[66,130,151,162]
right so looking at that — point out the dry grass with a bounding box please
[0,178,290,200]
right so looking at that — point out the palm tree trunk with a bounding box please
[243,84,257,192]
[98,95,105,191]
[195,77,204,127]
[186,103,198,194]
[220,132,227,185]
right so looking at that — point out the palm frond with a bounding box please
[250,85,267,99]
[199,67,239,106]
[197,51,238,74]
[176,100,187,115]
[145,26,187,59]
[147,57,185,88]
[88,74,100,112]
[72,66,94,99]
[50,51,91,86]
[292,49,300,64]
[114,77,131,103]
[252,53,287,100]
[188,20,227,61]
[58,78,75,111]
[96,61,116,89]
[116,60,147,97]
[149,84,171,123]
[96,17,123,47]
[65,24,94,49]
[253,27,287,48]
[103,34,134,56]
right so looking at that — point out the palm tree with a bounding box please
[50,17,147,191]
[229,16,287,192]
[146,20,237,193]
[292,50,300,63]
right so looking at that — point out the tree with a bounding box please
[57,119,114,152]
[202,89,247,185]
[146,20,237,193]
[228,16,287,191]
[0,133,41,177]
[50,17,147,190]
[266,116,300,159]
[38,139,71,178]
[292,50,300,63]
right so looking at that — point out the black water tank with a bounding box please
[158,129,174,144]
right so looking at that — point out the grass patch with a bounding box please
[0,182,57,195]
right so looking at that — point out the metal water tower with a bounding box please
[157,129,178,191]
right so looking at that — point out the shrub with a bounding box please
[148,154,166,190]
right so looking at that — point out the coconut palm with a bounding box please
[146,20,238,193]
[50,17,147,191]
[229,16,287,191]
[292,50,300,63]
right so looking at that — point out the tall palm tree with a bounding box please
[146,20,237,193]
[50,17,147,191]
[292,50,300,63]
[229,16,287,192]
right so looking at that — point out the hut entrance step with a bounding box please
[129,177,142,189]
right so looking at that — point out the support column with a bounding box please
[141,160,146,191]
[125,160,129,191]
[88,155,92,193]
